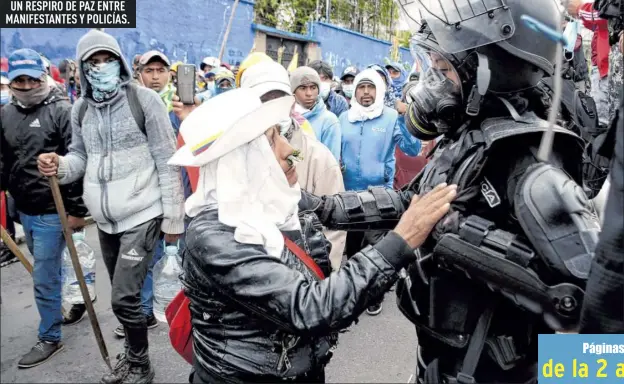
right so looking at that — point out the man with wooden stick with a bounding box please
[1,48,89,368]
[37,30,185,384]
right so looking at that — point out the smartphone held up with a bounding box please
[176,64,196,105]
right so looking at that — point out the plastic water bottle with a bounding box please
[153,244,183,322]
[62,231,96,304]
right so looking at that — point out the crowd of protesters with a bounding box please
[0,1,622,382]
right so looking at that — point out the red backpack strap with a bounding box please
[283,236,325,280]
[1,192,6,229]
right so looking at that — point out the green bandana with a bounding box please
[159,83,175,113]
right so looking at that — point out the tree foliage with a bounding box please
[254,0,403,40]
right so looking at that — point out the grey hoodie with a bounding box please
[57,29,184,235]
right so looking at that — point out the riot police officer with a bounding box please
[309,0,601,382]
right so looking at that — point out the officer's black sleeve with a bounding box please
[57,101,89,218]
[299,188,414,231]
[580,102,624,334]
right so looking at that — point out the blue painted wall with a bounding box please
[0,0,256,67]
[309,22,412,77]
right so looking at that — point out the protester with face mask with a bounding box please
[213,68,236,95]
[308,60,349,118]
[367,63,409,114]
[338,66,359,103]
[385,62,407,99]
[37,30,185,384]
[291,66,342,161]
[339,68,421,315]
[240,60,347,270]
[1,48,88,369]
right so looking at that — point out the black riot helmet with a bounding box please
[400,0,562,139]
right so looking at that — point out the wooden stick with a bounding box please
[48,176,112,371]
[1,226,71,319]
[1,226,33,274]
[218,0,241,61]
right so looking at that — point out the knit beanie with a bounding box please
[290,66,321,92]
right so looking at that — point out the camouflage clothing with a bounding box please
[607,44,623,122]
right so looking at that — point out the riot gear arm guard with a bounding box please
[433,217,585,331]
[431,163,600,331]
[301,188,414,231]
[514,163,599,282]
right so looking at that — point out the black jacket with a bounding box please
[183,195,412,382]
[0,88,88,217]
[580,99,624,333]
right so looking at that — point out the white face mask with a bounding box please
[319,82,331,100]
[342,84,354,99]
[294,103,310,114]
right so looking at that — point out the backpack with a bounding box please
[78,83,146,135]
[165,236,326,365]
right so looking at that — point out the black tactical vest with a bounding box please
[397,113,584,383]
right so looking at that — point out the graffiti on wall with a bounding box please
[310,22,413,77]
[0,0,255,67]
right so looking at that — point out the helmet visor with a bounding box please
[397,0,516,53]
[410,43,463,98]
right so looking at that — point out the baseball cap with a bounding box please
[7,48,46,81]
[341,66,359,80]
[202,57,220,68]
[140,50,171,67]
[240,61,292,98]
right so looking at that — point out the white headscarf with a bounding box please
[185,134,302,258]
[347,68,386,123]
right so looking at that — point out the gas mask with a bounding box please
[405,48,463,140]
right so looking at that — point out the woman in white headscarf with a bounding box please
[170,88,457,383]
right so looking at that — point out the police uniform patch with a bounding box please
[480,177,501,208]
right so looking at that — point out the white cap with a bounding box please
[202,56,220,68]
[240,61,292,99]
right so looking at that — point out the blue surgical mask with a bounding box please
[0,90,9,105]
[342,84,354,99]
[83,60,121,102]
[214,86,233,95]
[563,20,580,54]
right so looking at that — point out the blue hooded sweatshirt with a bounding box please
[339,107,420,190]
[367,64,397,109]
[325,90,349,118]
[386,61,407,99]
[303,96,342,161]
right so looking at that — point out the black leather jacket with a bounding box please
[182,194,413,382]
